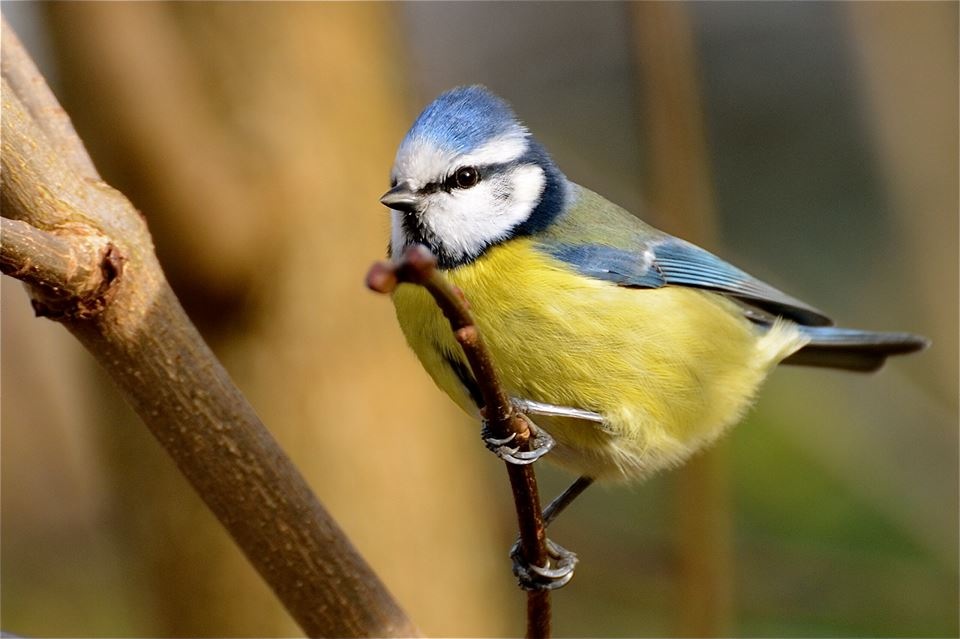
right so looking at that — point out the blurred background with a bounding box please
[2,2,956,637]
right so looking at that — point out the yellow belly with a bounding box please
[392,239,807,481]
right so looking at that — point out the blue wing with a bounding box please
[540,239,832,326]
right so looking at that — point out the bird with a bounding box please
[379,85,927,526]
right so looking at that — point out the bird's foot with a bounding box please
[481,414,554,465]
[510,537,578,591]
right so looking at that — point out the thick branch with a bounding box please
[1,18,417,638]
[368,246,553,639]
[0,20,99,180]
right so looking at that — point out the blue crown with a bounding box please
[401,85,527,155]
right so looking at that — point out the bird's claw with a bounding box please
[510,537,578,591]
[481,416,554,465]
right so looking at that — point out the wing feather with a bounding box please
[539,239,832,326]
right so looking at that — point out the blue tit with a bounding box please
[380,85,928,483]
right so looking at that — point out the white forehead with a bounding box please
[392,131,530,189]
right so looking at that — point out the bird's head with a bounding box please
[381,85,568,268]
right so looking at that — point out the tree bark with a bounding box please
[1,18,418,638]
[39,3,512,635]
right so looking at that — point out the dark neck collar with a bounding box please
[510,139,567,240]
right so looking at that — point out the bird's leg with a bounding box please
[480,408,571,589]
[511,398,606,424]
[510,475,595,591]
[482,398,600,589]
[543,475,595,527]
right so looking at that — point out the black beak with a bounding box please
[379,183,419,214]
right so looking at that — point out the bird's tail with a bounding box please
[781,326,929,372]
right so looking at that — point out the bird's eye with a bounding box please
[451,166,480,190]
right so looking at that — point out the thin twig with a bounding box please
[367,245,553,639]
[1,17,418,638]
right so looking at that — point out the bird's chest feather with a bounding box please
[391,238,768,432]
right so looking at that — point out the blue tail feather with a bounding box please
[782,326,929,372]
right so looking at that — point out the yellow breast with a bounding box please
[392,238,807,480]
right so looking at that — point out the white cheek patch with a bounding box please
[421,164,546,261]
[510,163,547,210]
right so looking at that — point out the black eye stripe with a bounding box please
[417,161,520,195]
